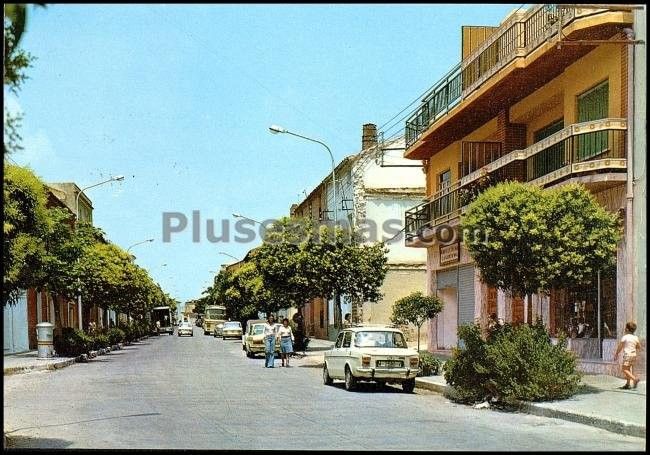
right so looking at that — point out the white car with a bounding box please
[219,321,243,340]
[323,326,419,393]
[177,321,194,337]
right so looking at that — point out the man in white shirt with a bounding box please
[263,315,278,368]
[614,321,642,389]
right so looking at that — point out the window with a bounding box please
[437,169,452,216]
[529,119,565,180]
[335,332,344,348]
[437,169,451,191]
[342,331,352,348]
[576,81,609,161]
[353,331,408,348]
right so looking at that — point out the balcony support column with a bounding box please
[624,26,635,330]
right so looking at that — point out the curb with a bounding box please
[517,402,646,438]
[4,357,77,376]
[413,379,645,438]
[4,341,127,376]
[415,378,448,395]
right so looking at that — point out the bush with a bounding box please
[443,321,581,405]
[418,351,442,376]
[106,328,125,346]
[91,333,110,351]
[53,328,93,357]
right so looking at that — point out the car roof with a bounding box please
[343,326,403,333]
[247,319,266,325]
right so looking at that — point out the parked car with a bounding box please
[323,326,419,393]
[242,320,281,358]
[177,321,194,337]
[217,321,242,340]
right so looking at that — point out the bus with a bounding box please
[203,305,226,335]
[151,306,174,335]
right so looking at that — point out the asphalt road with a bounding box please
[3,326,646,450]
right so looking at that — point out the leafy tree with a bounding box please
[391,291,443,352]
[302,224,389,329]
[461,182,620,308]
[3,163,49,304]
[4,3,46,155]
[254,217,317,311]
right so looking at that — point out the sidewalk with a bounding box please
[415,374,646,438]
[3,351,77,375]
[306,338,645,438]
[4,342,128,376]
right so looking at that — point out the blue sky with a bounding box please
[7,4,518,308]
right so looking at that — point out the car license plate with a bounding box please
[377,360,403,368]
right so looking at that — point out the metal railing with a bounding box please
[405,119,628,242]
[405,4,582,149]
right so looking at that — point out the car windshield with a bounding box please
[252,325,264,335]
[224,322,240,329]
[205,308,225,319]
[353,331,408,348]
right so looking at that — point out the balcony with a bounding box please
[405,118,627,246]
[404,4,633,159]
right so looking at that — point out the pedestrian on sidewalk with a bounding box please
[614,321,641,389]
[263,314,278,368]
[278,318,294,367]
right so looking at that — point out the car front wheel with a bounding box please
[323,364,333,386]
[402,378,416,393]
[344,366,357,391]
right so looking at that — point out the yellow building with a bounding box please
[401,5,642,375]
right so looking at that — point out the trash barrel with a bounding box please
[36,322,54,358]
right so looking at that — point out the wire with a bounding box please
[377,3,528,138]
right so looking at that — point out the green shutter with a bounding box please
[576,81,609,161]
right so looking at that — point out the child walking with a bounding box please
[614,321,642,389]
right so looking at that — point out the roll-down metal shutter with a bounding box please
[457,264,475,326]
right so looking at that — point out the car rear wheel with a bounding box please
[323,364,333,386]
[344,366,357,391]
[402,378,416,393]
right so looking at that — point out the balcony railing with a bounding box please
[405,182,461,242]
[405,4,583,149]
[405,118,627,243]
[459,118,628,187]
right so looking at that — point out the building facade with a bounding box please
[4,186,84,354]
[400,5,644,376]
[291,124,428,343]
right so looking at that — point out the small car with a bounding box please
[218,321,243,340]
[243,321,281,358]
[177,321,194,337]
[323,326,420,393]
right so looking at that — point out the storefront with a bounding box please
[549,270,617,360]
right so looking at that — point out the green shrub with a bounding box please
[53,328,92,357]
[443,321,581,405]
[443,324,491,403]
[119,323,136,342]
[106,328,125,345]
[91,333,110,351]
[418,351,442,376]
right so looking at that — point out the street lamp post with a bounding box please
[127,238,154,253]
[269,125,337,225]
[217,251,242,261]
[74,175,125,331]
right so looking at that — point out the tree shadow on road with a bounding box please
[5,435,73,449]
